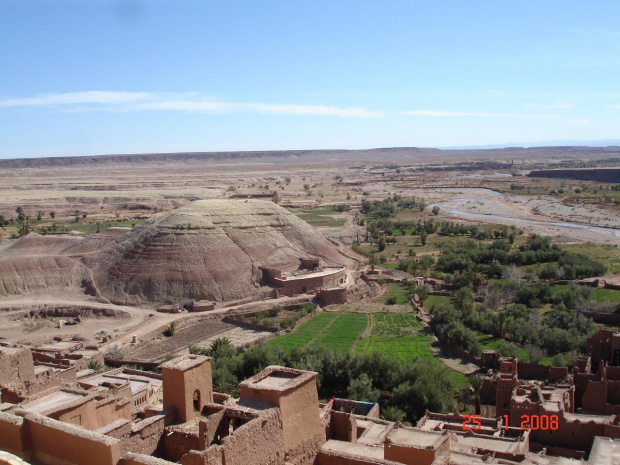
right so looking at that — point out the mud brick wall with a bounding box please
[0,411,28,458]
[121,413,167,456]
[218,409,285,465]
[120,453,177,465]
[24,412,121,465]
[164,427,199,462]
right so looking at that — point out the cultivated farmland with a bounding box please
[355,314,433,362]
[309,313,367,354]
[267,312,338,353]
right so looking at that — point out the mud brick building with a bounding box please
[1,348,619,464]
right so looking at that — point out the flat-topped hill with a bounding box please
[92,199,352,304]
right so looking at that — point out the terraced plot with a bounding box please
[370,313,424,337]
[356,314,432,362]
[425,295,450,309]
[309,313,368,355]
[356,336,435,362]
[267,312,338,353]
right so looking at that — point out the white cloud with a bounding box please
[0,91,380,118]
[401,110,558,120]
[610,104,620,109]
[0,91,153,107]
[524,101,574,110]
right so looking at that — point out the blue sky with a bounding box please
[0,0,619,158]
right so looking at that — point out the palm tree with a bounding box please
[466,265,487,292]
[469,374,484,415]
[451,287,474,313]
[87,360,104,373]
[368,254,379,273]
[407,260,420,277]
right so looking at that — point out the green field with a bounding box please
[356,314,432,361]
[356,336,435,362]
[269,310,469,387]
[477,333,558,366]
[425,295,449,309]
[551,284,620,302]
[267,312,339,353]
[309,313,367,354]
[295,208,346,227]
[384,283,412,306]
[370,313,424,336]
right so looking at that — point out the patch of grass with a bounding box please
[356,336,434,362]
[309,313,367,355]
[551,284,620,303]
[383,283,411,306]
[592,288,620,303]
[296,209,346,227]
[424,295,449,310]
[267,312,338,353]
[563,242,620,274]
[371,314,424,337]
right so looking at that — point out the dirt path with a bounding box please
[429,343,480,376]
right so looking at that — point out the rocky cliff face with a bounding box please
[86,200,352,304]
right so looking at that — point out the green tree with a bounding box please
[466,265,487,292]
[381,406,406,423]
[468,374,484,415]
[87,360,104,373]
[208,337,237,359]
[432,206,440,216]
[164,322,177,337]
[414,284,430,303]
[378,238,386,252]
[347,373,379,402]
[451,287,474,314]
[368,254,378,273]
[419,229,428,246]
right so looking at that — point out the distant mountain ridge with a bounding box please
[1,145,619,168]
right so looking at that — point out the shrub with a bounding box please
[164,322,177,337]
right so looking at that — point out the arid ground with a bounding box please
[1,146,618,357]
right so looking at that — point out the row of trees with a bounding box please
[436,236,605,281]
[189,339,457,423]
[430,284,597,357]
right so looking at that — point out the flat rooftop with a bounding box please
[81,371,161,395]
[278,266,345,281]
[589,437,620,465]
[253,371,299,388]
[322,439,384,460]
[356,419,392,445]
[160,354,210,372]
[35,341,80,353]
[387,427,446,448]
[456,434,517,453]
[240,365,317,393]
[22,390,85,414]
